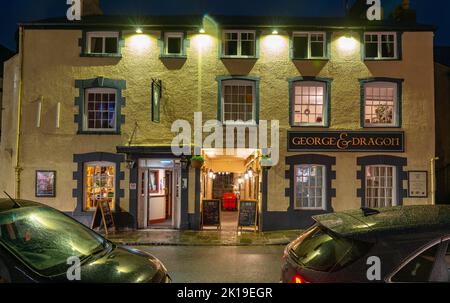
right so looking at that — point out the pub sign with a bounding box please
[288,131,405,152]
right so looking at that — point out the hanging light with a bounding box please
[244,173,249,180]
[247,168,254,178]
[238,178,244,184]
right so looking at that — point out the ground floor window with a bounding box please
[84,162,115,211]
[365,165,396,208]
[294,165,326,210]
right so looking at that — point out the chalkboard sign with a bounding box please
[201,200,221,229]
[91,200,116,237]
[238,200,258,231]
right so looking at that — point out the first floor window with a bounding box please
[84,162,115,211]
[292,32,326,59]
[165,32,184,55]
[293,81,326,126]
[84,87,117,131]
[222,80,255,123]
[365,165,396,208]
[294,165,326,210]
[363,81,398,127]
[86,32,119,55]
[223,30,256,57]
[364,32,397,59]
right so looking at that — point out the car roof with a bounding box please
[0,198,45,213]
[313,205,450,238]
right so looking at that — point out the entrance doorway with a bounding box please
[138,159,181,229]
[201,149,261,231]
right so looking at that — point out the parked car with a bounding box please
[281,205,450,283]
[0,197,171,283]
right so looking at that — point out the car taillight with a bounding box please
[293,274,309,284]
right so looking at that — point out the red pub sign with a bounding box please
[288,131,405,152]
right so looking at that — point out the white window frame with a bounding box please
[294,164,326,211]
[292,81,327,126]
[164,32,184,56]
[363,81,398,127]
[364,32,398,60]
[365,165,397,208]
[83,161,116,212]
[221,80,256,125]
[86,31,120,55]
[222,30,256,58]
[83,87,118,132]
[292,32,327,59]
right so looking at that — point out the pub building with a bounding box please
[0,0,436,231]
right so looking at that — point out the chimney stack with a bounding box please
[82,0,103,16]
[402,0,410,10]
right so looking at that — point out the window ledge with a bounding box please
[221,56,258,60]
[364,58,401,62]
[77,131,122,136]
[159,54,187,59]
[290,125,329,129]
[81,53,122,58]
[222,121,258,127]
[293,208,327,212]
[362,126,402,129]
[292,58,329,61]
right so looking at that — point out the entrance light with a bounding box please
[272,29,279,35]
[199,28,206,34]
[247,168,254,178]
[136,28,143,34]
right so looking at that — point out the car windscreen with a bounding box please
[290,224,372,272]
[0,206,106,277]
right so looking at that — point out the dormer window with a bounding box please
[222,30,256,58]
[86,31,120,55]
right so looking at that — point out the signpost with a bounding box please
[91,199,116,237]
[201,199,221,230]
[238,200,258,232]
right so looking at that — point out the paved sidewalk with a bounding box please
[106,229,302,246]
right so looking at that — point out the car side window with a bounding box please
[391,244,439,283]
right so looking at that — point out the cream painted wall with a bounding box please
[0,19,435,216]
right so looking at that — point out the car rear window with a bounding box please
[290,225,372,272]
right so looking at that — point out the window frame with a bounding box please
[83,87,118,132]
[86,31,120,55]
[292,31,327,60]
[291,80,328,127]
[293,164,327,211]
[362,81,399,128]
[364,165,398,208]
[221,79,257,125]
[222,30,257,58]
[163,32,185,56]
[364,32,398,60]
[83,161,116,212]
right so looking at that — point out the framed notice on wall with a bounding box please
[35,171,56,197]
[408,171,428,198]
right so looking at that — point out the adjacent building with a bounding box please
[435,46,450,203]
[0,1,436,231]
[0,45,14,143]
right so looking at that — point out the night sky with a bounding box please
[0,0,449,50]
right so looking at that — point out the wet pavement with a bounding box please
[108,229,303,246]
[136,245,285,283]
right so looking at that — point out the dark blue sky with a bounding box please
[1,0,449,50]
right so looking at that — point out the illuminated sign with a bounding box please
[288,131,405,152]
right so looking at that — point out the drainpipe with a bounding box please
[14,26,24,199]
[431,157,439,205]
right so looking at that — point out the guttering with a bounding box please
[14,26,24,199]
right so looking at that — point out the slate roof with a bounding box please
[19,14,436,32]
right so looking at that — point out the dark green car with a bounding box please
[0,198,170,283]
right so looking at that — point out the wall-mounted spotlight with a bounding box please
[272,29,279,35]
[136,28,143,34]
[199,28,206,34]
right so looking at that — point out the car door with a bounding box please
[387,238,448,283]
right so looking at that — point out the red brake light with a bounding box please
[293,274,309,284]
